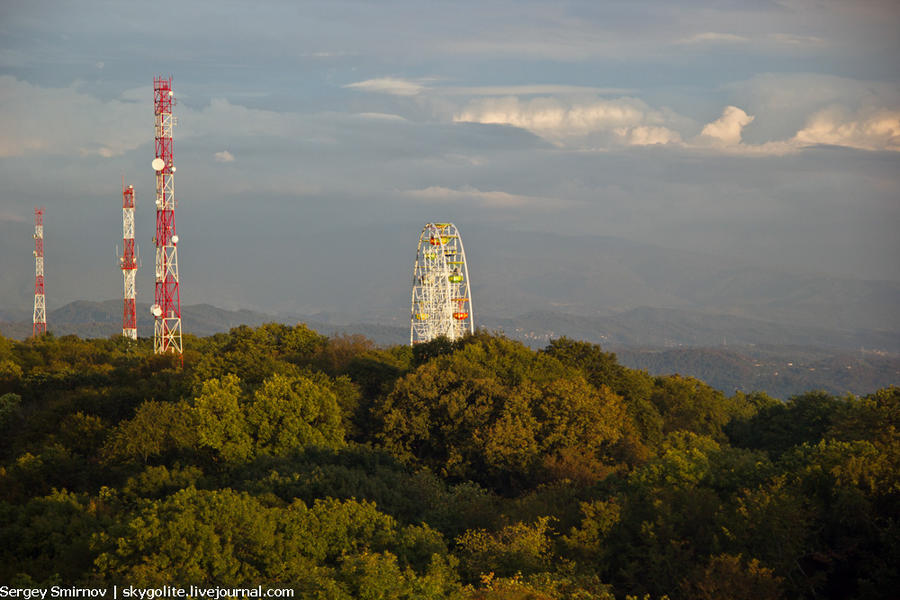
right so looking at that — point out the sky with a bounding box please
[0,0,898,319]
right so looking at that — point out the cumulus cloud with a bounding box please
[687,105,900,155]
[456,96,641,133]
[698,106,756,146]
[214,150,235,162]
[620,126,683,146]
[793,106,900,151]
[453,91,900,155]
[691,105,900,155]
[453,96,681,147]
[344,77,427,96]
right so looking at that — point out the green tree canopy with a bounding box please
[245,373,345,456]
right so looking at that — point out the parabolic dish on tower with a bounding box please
[410,222,474,345]
[151,157,165,171]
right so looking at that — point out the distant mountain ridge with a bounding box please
[484,307,900,352]
[615,346,899,399]
[3,299,899,353]
[1,299,897,400]
[0,300,409,345]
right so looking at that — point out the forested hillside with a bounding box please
[0,326,897,599]
[5,300,899,400]
[615,346,900,399]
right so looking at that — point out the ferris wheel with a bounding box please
[410,222,474,345]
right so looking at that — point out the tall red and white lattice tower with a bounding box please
[32,207,46,337]
[151,76,182,355]
[121,183,137,339]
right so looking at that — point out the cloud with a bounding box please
[404,185,553,209]
[453,96,681,147]
[622,126,683,146]
[688,104,900,155]
[726,73,900,112]
[455,96,645,132]
[0,76,145,158]
[4,71,897,180]
[119,86,151,102]
[690,104,900,155]
[181,98,310,139]
[344,77,427,96]
[792,106,900,151]
[452,89,900,156]
[698,106,756,146]
[677,32,825,48]
[0,77,322,159]
[345,79,635,100]
[439,85,635,97]
[300,51,356,58]
[354,112,407,121]
[767,33,825,47]
[679,32,749,45]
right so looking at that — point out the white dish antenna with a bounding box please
[171,235,179,244]
[151,158,165,171]
[151,304,162,317]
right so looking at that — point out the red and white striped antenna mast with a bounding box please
[32,207,46,337]
[151,76,182,356]
[121,182,137,339]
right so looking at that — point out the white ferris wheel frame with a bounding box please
[410,222,474,345]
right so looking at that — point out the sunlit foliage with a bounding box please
[0,327,896,598]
